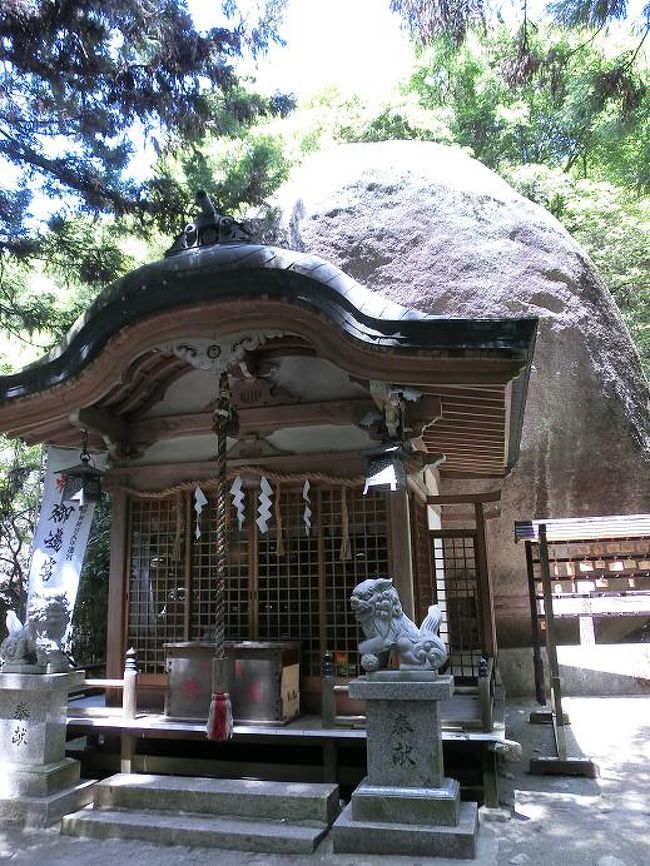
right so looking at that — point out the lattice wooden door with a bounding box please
[431,530,484,682]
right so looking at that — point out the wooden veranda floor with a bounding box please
[66,693,505,801]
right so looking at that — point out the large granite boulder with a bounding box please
[261,141,650,644]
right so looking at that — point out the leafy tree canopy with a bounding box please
[0,0,288,335]
[407,26,648,190]
[390,0,486,45]
[390,0,649,41]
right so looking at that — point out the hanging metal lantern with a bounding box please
[363,443,408,494]
[62,436,103,506]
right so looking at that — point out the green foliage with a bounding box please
[390,0,486,46]
[408,27,649,190]
[0,439,41,625]
[0,3,295,657]
[156,129,292,219]
[0,0,288,336]
[70,499,112,668]
[336,94,454,144]
[549,0,632,28]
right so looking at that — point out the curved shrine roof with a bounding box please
[0,241,538,477]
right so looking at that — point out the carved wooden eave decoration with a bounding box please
[0,243,537,477]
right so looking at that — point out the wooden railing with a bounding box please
[321,653,497,733]
[70,647,138,720]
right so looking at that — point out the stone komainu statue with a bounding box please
[0,590,72,672]
[350,577,448,673]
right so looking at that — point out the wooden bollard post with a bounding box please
[321,651,336,729]
[123,647,138,720]
[120,648,138,774]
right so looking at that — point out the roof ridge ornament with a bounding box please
[165,190,252,257]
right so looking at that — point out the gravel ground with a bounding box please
[0,695,648,866]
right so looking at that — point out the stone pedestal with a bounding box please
[0,670,95,827]
[332,672,478,859]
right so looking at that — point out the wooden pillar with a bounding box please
[538,523,567,759]
[474,502,497,659]
[525,540,546,704]
[387,490,415,619]
[106,489,128,680]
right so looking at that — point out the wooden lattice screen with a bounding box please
[128,497,186,673]
[431,530,484,682]
[127,487,389,682]
[411,494,433,622]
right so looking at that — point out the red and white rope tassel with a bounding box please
[206,670,233,741]
[206,371,234,742]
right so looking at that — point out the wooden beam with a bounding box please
[425,444,505,455]
[439,461,505,472]
[439,412,504,424]
[438,392,505,404]
[426,441,505,451]
[427,491,501,505]
[413,385,505,398]
[435,431,505,445]
[106,490,128,681]
[440,469,507,479]
[105,452,367,493]
[475,502,497,659]
[130,399,380,445]
[387,491,416,619]
[550,595,650,617]
[423,418,505,439]
[70,406,130,451]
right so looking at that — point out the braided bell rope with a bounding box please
[339,487,352,562]
[213,372,229,661]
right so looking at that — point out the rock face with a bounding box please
[262,141,650,645]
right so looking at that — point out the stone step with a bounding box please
[61,806,329,854]
[92,774,339,824]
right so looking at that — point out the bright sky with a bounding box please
[188,0,414,100]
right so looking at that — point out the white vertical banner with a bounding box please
[26,446,107,615]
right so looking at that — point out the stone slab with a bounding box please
[351,776,460,826]
[0,671,85,691]
[0,756,80,797]
[367,670,443,682]
[1,663,46,674]
[332,800,478,859]
[93,774,340,824]
[529,708,570,725]
[529,756,600,777]
[0,779,95,828]
[349,673,454,702]
[61,807,329,854]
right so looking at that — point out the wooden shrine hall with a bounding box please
[0,204,537,794]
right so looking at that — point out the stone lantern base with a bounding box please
[332,673,478,859]
[0,670,95,827]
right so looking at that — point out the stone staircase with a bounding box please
[61,773,340,854]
